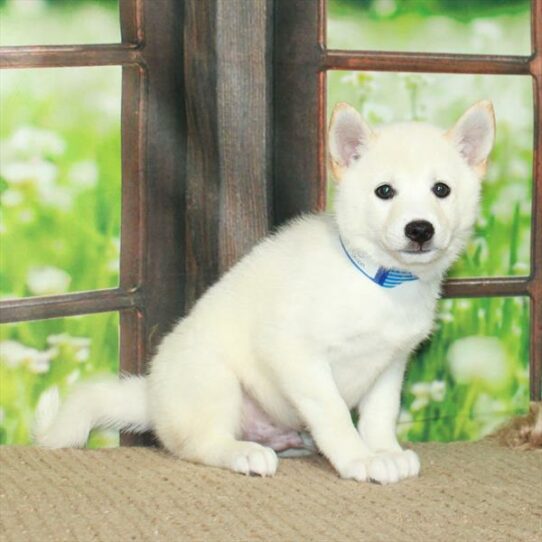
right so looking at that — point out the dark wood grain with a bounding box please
[273,0,326,224]
[118,0,146,414]
[323,50,532,75]
[119,0,143,45]
[137,0,186,354]
[184,0,272,308]
[183,0,221,308]
[117,0,186,446]
[216,0,272,271]
[0,44,141,69]
[0,289,141,324]
[442,277,530,299]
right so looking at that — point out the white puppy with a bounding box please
[35,101,495,484]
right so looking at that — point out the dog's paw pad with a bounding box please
[230,442,278,477]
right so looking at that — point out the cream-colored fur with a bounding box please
[35,101,495,484]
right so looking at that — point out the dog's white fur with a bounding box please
[35,101,495,484]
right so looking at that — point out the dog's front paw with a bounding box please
[229,442,278,477]
[337,457,371,482]
[367,449,420,485]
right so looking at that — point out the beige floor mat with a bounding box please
[1,441,541,542]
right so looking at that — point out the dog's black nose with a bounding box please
[405,220,434,244]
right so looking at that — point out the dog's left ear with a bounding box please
[446,100,496,177]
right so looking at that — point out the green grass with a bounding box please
[0,5,122,446]
[399,297,530,442]
[0,1,532,446]
[0,312,119,447]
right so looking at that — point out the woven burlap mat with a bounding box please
[1,441,540,542]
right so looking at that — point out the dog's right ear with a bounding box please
[328,103,373,182]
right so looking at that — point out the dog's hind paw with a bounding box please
[367,449,420,485]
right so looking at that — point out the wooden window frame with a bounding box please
[0,0,540,451]
[0,1,187,444]
[0,0,272,445]
[273,0,541,400]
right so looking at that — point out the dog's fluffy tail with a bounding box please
[33,376,151,448]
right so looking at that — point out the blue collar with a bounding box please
[339,237,418,288]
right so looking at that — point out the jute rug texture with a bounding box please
[1,441,541,542]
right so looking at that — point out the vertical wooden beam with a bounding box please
[530,0,542,400]
[273,0,326,225]
[119,0,186,445]
[184,0,272,307]
[139,0,186,352]
[184,0,221,309]
[216,0,272,271]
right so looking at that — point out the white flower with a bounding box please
[456,299,472,311]
[362,103,394,124]
[0,340,57,373]
[397,409,413,439]
[473,394,510,437]
[26,348,58,373]
[7,127,65,160]
[1,159,57,187]
[447,336,508,388]
[512,261,529,274]
[0,189,24,207]
[339,72,376,93]
[9,0,47,15]
[74,348,90,363]
[437,311,454,323]
[47,333,90,349]
[410,380,446,411]
[373,0,397,17]
[473,393,506,417]
[471,20,502,42]
[38,184,74,212]
[107,237,120,273]
[27,266,71,296]
[0,340,27,368]
[66,370,81,385]
[508,158,530,179]
[490,183,530,220]
[69,161,98,190]
[18,209,35,224]
[340,72,359,86]
[47,333,91,363]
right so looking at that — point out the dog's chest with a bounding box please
[321,286,435,406]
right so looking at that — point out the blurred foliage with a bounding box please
[0,313,119,447]
[331,0,530,20]
[0,0,119,45]
[0,0,117,7]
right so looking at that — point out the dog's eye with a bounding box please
[432,182,451,198]
[375,184,396,200]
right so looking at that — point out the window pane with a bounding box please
[327,0,531,55]
[0,0,120,46]
[400,297,530,442]
[0,312,119,447]
[0,66,121,298]
[327,72,533,278]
